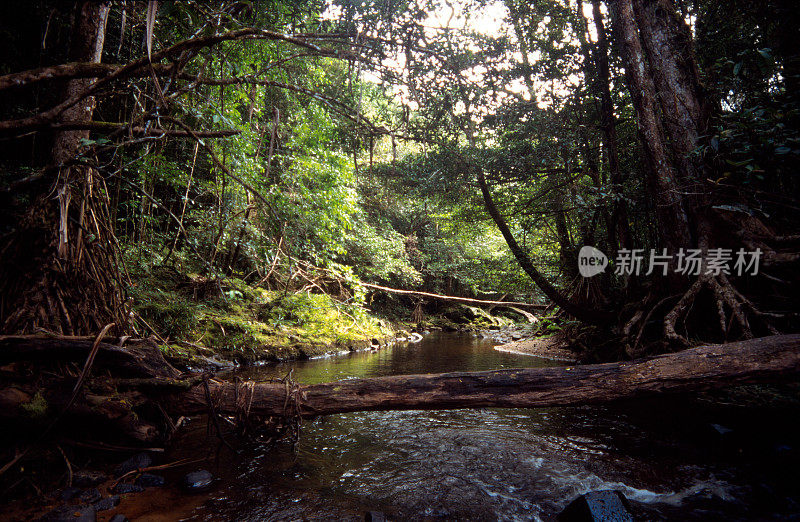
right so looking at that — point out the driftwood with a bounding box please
[167,334,800,417]
[0,334,798,444]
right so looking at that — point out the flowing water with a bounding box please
[162,332,799,521]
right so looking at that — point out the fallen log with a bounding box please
[354,281,549,310]
[168,334,800,418]
[0,335,181,379]
[1,334,798,443]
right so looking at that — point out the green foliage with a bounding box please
[343,214,424,287]
[126,254,390,362]
[705,102,800,184]
[7,0,795,350]
[21,392,48,420]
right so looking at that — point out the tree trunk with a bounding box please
[590,0,632,253]
[477,171,611,324]
[631,0,708,185]
[166,334,800,417]
[553,193,575,277]
[0,2,125,335]
[50,3,110,166]
[609,0,694,253]
[1,335,798,433]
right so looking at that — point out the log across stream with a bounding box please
[2,332,800,519]
[1,333,799,427]
[168,334,800,417]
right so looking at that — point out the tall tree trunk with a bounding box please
[553,155,575,277]
[573,14,616,257]
[590,0,632,252]
[607,0,783,345]
[609,0,694,253]
[553,194,575,277]
[0,2,124,335]
[631,0,708,185]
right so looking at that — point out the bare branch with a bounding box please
[48,121,240,137]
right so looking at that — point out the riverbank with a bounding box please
[129,263,536,368]
[493,331,578,362]
[129,265,401,367]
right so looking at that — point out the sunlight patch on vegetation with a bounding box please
[128,260,392,364]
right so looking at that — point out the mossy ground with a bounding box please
[128,265,393,366]
[418,304,517,332]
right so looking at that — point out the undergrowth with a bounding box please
[127,261,392,364]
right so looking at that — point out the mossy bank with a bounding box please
[129,265,395,367]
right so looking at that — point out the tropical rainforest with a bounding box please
[0,0,799,519]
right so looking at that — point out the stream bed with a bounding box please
[158,332,799,520]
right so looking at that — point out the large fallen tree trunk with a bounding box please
[169,334,800,417]
[1,334,798,444]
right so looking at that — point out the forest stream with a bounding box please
[113,332,800,521]
[2,1,800,520]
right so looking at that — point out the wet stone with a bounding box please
[93,495,120,512]
[113,483,144,494]
[558,490,634,522]
[114,452,152,478]
[711,423,733,435]
[422,507,451,517]
[38,504,96,522]
[180,469,213,492]
[109,516,129,522]
[58,487,81,501]
[72,470,107,487]
[79,488,102,503]
[135,472,165,487]
[365,511,386,522]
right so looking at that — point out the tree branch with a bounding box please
[47,121,239,137]
[0,28,351,135]
[477,170,612,324]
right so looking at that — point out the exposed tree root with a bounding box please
[0,169,130,336]
[663,273,781,347]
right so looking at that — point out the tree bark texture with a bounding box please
[609,0,694,252]
[631,0,708,183]
[51,2,110,167]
